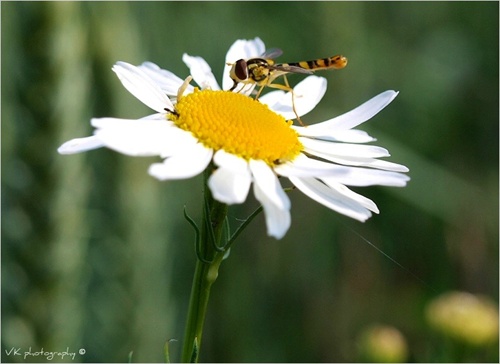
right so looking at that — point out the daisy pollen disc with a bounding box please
[171,89,303,166]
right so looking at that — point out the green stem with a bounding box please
[181,168,228,363]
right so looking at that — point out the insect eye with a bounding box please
[234,59,248,80]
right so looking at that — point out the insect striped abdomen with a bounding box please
[284,55,348,71]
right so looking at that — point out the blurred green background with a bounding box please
[2,2,498,362]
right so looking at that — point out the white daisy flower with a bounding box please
[58,37,409,239]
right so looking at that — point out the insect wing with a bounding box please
[271,64,314,75]
[259,48,283,60]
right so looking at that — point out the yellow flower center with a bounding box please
[171,89,303,165]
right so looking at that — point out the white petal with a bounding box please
[254,183,291,240]
[361,159,409,172]
[319,154,409,172]
[260,76,327,120]
[306,90,398,132]
[249,160,290,210]
[275,153,348,178]
[182,54,220,90]
[289,177,373,222]
[257,89,286,106]
[57,135,104,154]
[138,61,193,96]
[250,159,291,239]
[294,127,376,143]
[138,112,170,121]
[300,137,390,158]
[112,62,174,112]
[322,168,410,187]
[208,150,251,204]
[301,147,409,172]
[91,114,172,128]
[92,117,197,157]
[227,37,266,61]
[276,154,409,186]
[222,37,265,91]
[148,143,213,180]
[321,178,379,213]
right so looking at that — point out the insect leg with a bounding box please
[259,81,305,126]
[229,81,238,92]
[282,75,305,126]
[254,85,266,100]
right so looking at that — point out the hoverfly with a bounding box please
[228,48,348,125]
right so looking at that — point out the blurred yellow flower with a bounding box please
[357,324,409,363]
[426,291,499,346]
